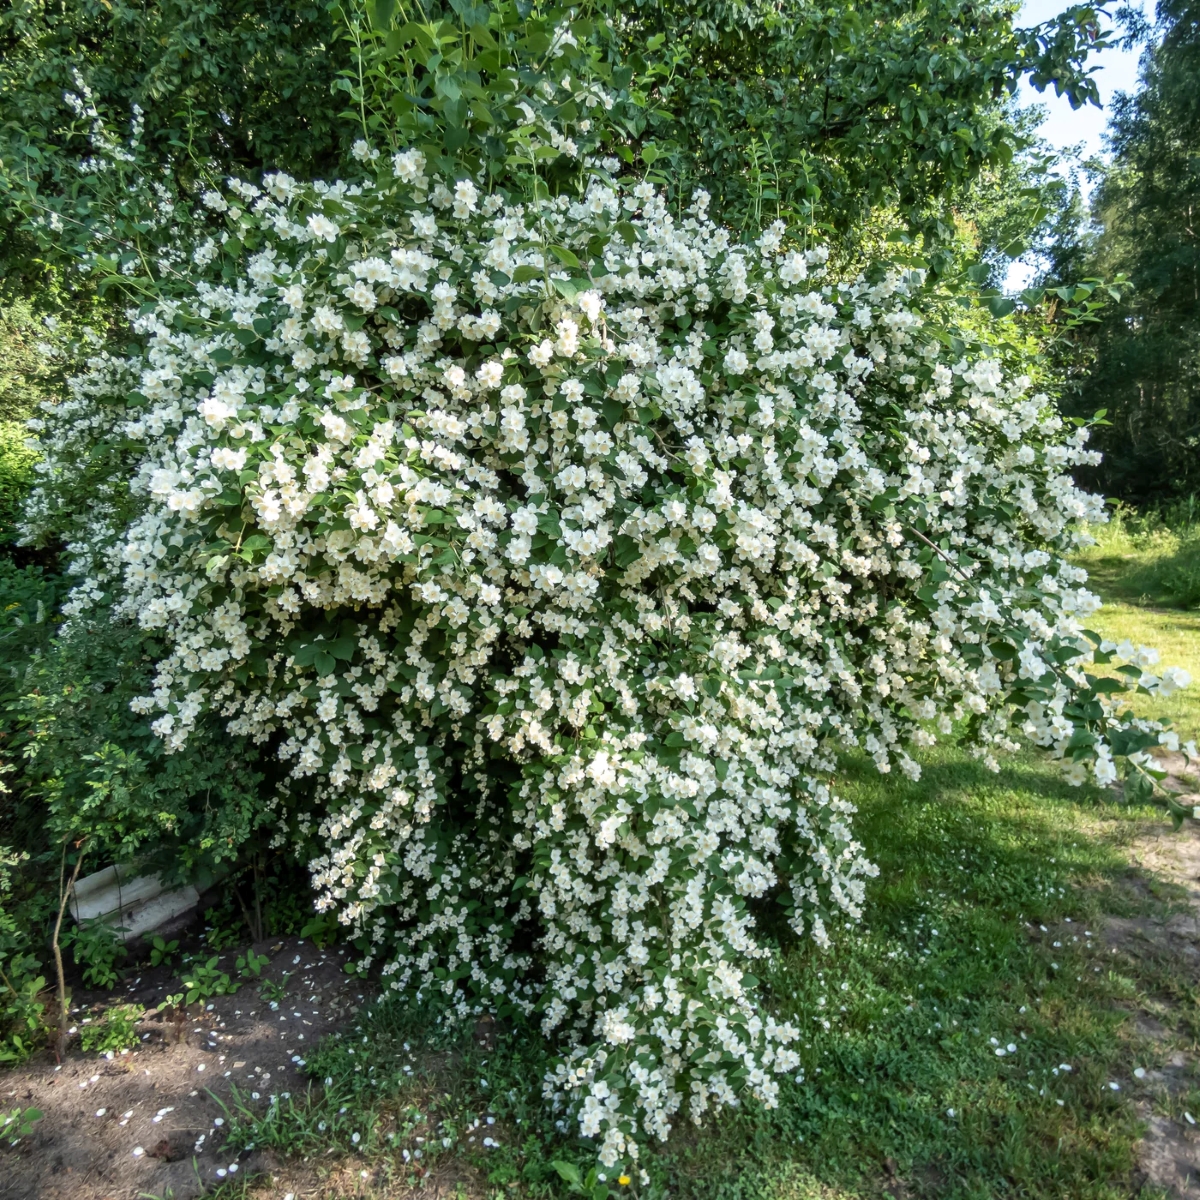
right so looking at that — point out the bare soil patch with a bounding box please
[0,935,370,1200]
[1103,754,1200,1198]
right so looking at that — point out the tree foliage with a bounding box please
[625,0,1112,251]
[0,0,1115,298]
[1056,0,1200,502]
[0,0,345,294]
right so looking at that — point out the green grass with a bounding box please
[211,752,1182,1200]
[1069,503,1200,744]
[1074,500,1200,612]
[207,518,1200,1200]
[1081,602,1200,744]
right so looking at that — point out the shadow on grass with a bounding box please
[659,750,1168,1200]
[1081,538,1200,610]
[211,748,1173,1200]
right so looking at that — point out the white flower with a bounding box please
[453,179,479,218]
[307,214,339,243]
[392,148,426,183]
[28,167,1180,1184]
[723,348,749,375]
[578,291,604,323]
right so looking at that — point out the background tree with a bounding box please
[622,0,1111,261]
[1054,0,1200,503]
[0,0,1115,303]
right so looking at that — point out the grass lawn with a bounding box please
[205,525,1200,1200]
[209,754,1185,1200]
[1073,504,1200,742]
[1082,601,1200,744]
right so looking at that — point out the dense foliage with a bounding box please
[22,129,1190,1166]
[625,0,1112,249]
[0,0,1115,300]
[1052,0,1200,503]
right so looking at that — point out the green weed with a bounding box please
[79,1002,141,1054]
[148,935,179,967]
[179,956,239,1006]
[259,974,288,1005]
[0,1106,42,1145]
[235,950,269,980]
[63,919,126,990]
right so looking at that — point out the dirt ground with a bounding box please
[1101,753,1200,1198]
[12,762,1200,1198]
[0,935,371,1200]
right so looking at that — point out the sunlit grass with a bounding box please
[213,750,1177,1200]
[1074,503,1200,743]
[1075,502,1200,611]
[1085,602,1200,744]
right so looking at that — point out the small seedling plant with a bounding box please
[178,951,270,1006]
[259,972,289,1005]
[0,1107,42,1145]
[236,950,269,980]
[179,957,238,1006]
[79,1003,140,1053]
[156,992,186,1043]
[147,935,179,967]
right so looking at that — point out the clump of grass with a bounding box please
[1076,498,1200,610]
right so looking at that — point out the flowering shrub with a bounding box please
[23,153,1190,1171]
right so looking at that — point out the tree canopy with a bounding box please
[0,0,1115,299]
[1054,0,1200,502]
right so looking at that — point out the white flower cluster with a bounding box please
[24,156,1185,1172]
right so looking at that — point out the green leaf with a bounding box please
[546,244,580,268]
[327,636,357,661]
[613,535,641,568]
[552,1161,583,1187]
[512,265,542,283]
[367,0,397,28]
[553,277,587,302]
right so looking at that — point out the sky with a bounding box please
[1005,0,1146,290]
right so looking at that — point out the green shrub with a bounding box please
[0,847,48,1063]
[0,421,35,548]
[62,920,126,990]
[6,608,270,878]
